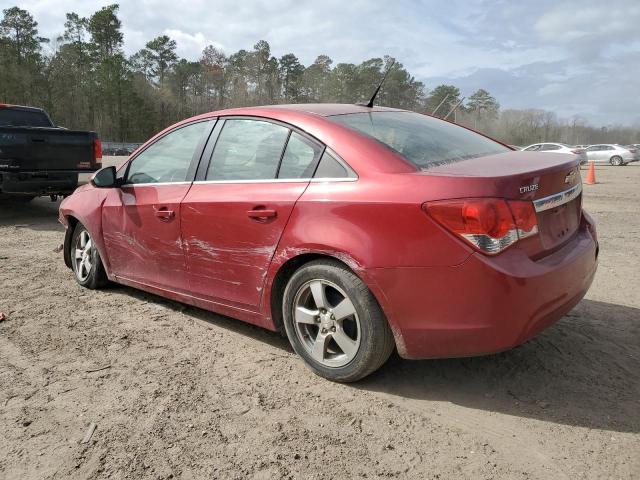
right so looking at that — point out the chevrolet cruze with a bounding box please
[59,104,598,382]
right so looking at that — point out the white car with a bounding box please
[521,143,587,164]
[585,144,639,166]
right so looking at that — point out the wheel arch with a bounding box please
[62,214,80,269]
[59,198,112,278]
[266,250,400,353]
[269,253,345,334]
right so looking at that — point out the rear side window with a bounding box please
[206,119,289,180]
[0,108,53,127]
[277,132,323,179]
[314,151,353,178]
[126,121,209,184]
[330,111,508,169]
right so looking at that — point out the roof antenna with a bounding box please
[362,59,396,108]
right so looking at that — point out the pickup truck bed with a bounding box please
[0,104,102,199]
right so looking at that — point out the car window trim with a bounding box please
[274,130,293,179]
[195,115,331,182]
[192,146,358,185]
[277,130,326,180]
[121,118,216,186]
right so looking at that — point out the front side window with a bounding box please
[524,144,541,151]
[126,121,209,184]
[206,119,289,180]
[542,144,561,151]
[329,111,509,169]
[277,132,323,179]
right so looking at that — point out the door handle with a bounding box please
[155,208,175,221]
[247,208,277,219]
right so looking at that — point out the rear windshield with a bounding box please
[329,111,508,169]
[0,108,53,127]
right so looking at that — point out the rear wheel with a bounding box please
[610,156,623,166]
[282,260,395,382]
[71,223,108,289]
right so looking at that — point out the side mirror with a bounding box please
[91,166,119,188]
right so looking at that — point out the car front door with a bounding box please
[586,145,605,163]
[102,120,213,292]
[180,118,324,310]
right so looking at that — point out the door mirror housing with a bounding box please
[91,166,119,188]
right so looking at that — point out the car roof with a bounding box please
[137,103,420,176]
[208,103,406,118]
[267,103,405,116]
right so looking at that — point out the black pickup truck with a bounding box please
[0,104,102,201]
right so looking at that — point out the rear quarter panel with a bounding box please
[259,175,474,326]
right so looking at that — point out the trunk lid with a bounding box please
[421,151,583,257]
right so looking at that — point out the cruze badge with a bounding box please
[564,170,577,184]
[520,184,539,194]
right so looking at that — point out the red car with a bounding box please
[59,104,598,382]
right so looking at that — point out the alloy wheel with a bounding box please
[73,230,93,282]
[292,279,361,368]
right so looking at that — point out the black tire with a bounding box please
[282,259,395,382]
[610,156,623,166]
[70,223,108,289]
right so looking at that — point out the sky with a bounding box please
[7,0,640,126]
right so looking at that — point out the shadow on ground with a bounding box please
[359,299,640,434]
[0,197,63,231]
[110,284,640,434]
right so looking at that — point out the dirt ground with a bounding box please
[1,161,639,480]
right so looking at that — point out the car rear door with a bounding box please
[180,117,324,310]
[102,119,213,292]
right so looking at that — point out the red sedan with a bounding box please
[59,104,598,382]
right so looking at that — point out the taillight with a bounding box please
[423,198,539,255]
[93,138,102,163]
[507,200,538,239]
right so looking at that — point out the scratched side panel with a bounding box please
[102,184,190,291]
[181,182,309,311]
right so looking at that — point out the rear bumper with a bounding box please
[0,171,78,195]
[366,217,598,359]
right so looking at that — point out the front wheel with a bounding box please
[282,260,395,382]
[70,223,108,289]
[610,156,624,166]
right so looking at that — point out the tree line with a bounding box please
[1,5,638,146]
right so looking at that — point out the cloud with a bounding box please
[162,29,224,58]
